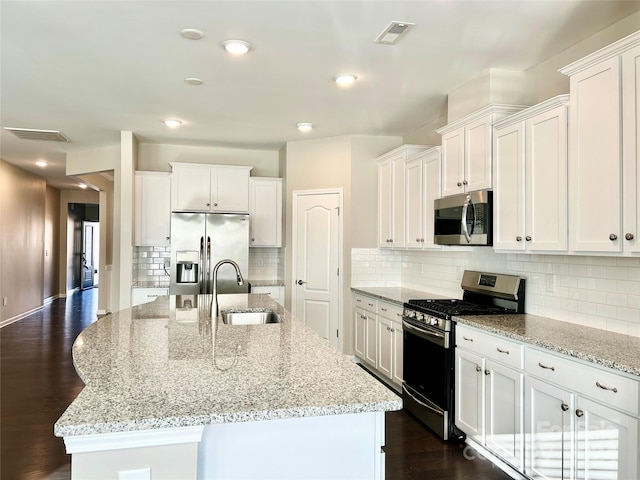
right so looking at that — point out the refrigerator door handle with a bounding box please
[199,236,205,294]
[207,236,212,294]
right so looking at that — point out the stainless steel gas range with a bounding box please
[401,270,526,441]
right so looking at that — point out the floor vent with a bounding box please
[4,127,70,142]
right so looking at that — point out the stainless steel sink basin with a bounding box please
[221,309,282,325]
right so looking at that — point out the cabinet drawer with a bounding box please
[526,347,639,415]
[353,293,378,313]
[456,324,523,369]
[378,301,403,321]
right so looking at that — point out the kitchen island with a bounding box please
[55,294,402,480]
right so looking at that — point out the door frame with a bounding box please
[291,188,344,351]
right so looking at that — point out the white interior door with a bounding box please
[293,191,341,348]
[82,221,99,289]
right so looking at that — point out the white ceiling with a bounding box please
[2,1,639,190]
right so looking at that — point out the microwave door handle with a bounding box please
[461,196,471,243]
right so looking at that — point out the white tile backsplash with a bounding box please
[351,247,640,337]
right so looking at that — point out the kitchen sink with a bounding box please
[221,309,282,325]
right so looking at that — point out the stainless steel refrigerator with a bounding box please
[169,213,250,295]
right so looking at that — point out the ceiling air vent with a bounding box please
[4,127,70,142]
[374,21,415,45]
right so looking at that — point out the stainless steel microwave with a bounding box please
[434,190,493,246]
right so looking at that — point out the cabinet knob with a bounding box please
[251,238,255,242]
[462,180,468,185]
[575,409,584,418]
[457,182,462,187]
[516,236,522,242]
[416,238,421,243]
[421,238,425,242]
[214,203,218,207]
[561,402,569,412]
[166,236,170,240]
[206,202,211,207]
[475,365,482,372]
[625,233,634,241]
[525,236,532,242]
[609,233,618,241]
[484,370,490,376]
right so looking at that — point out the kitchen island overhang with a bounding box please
[55,294,401,479]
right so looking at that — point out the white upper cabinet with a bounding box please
[437,105,526,197]
[134,171,171,246]
[170,163,253,213]
[377,145,429,248]
[493,95,569,252]
[249,177,282,247]
[560,32,640,254]
[405,147,442,249]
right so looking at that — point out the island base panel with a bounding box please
[198,411,386,479]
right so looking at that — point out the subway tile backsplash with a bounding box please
[352,248,640,338]
[132,246,285,287]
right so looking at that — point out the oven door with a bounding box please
[402,317,452,439]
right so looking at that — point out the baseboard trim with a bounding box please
[0,305,44,328]
[44,294,62,305]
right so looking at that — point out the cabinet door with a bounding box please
[365,313,378,368]
[421,149,441,249]
[391,154,406,248]
[405,157,423,249]
[568,56,622,252]
[354,306,366,361]
[211,167,250,213]
[378,159,393,248]
[465,116,493,192]
[377,316,392,379]
[455,348,484,441]
[172,165,212,211]
[249,178,282,247]
[527,106,568,252]
[622,45,640,253]
[441,128,465,197]
[485,359,524,470]
[525,377,574,480]
[391,320,403,385]
[575,396,638,480]
[135,172,171,246]
[493,122,526,251]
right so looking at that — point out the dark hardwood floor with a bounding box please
[1,288,512,480]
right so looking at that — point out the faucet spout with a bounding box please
[212,259,245,315]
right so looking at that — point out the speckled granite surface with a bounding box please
[249,279,285,287]
[54,294,401,437]
[454,314,640,378]
[351,286,452,305]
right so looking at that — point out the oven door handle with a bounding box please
[402,384,444,417]
[402,320,447,347]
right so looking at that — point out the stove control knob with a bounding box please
[419,314,426,322]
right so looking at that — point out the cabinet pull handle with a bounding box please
[381,307,387,312]
[516,236,522,242]
[576,409,584,418]
[421,238,425,243]
[609,233,618,241]
[475,365,482,372]
[356,299,361,303]
[496,347,510,354]
[561,402,569,412]
[396,313,402,317]
[538,362,555,371]
[625,233,634,241]
[416,238,421,243]
[463,336,473,342]
[484,370,490,376]
[596,381,618,393]
[463,180,468,185]
[457,182,462,187]
[525,236,532,242]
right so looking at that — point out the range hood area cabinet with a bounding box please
[170,162,253,213]
[559,31,640,254]
[134,171,171,246]
[437,105,527,198]
[492,95,569,252]
[377,145,430,249]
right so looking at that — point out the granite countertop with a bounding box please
[455,314,640,378]
[249,279,285,287]
[352,286,640,378]
[54,294,401,437]
[351,286,453,306]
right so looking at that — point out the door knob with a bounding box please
[297,279,306,285]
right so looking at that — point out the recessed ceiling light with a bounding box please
[222,40,251,55]
[180,28,204,40]
[334,74,358,87]
[185,77,203,86]
[78,184,87,189]
[35,160,48,167]
[297,122,313,133]
[163,119,182,128]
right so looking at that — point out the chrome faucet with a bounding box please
[211,259,244,315]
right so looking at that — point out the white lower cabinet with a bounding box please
[456,324,640,480]
[352,293,403,388]
[455,325,524,470]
